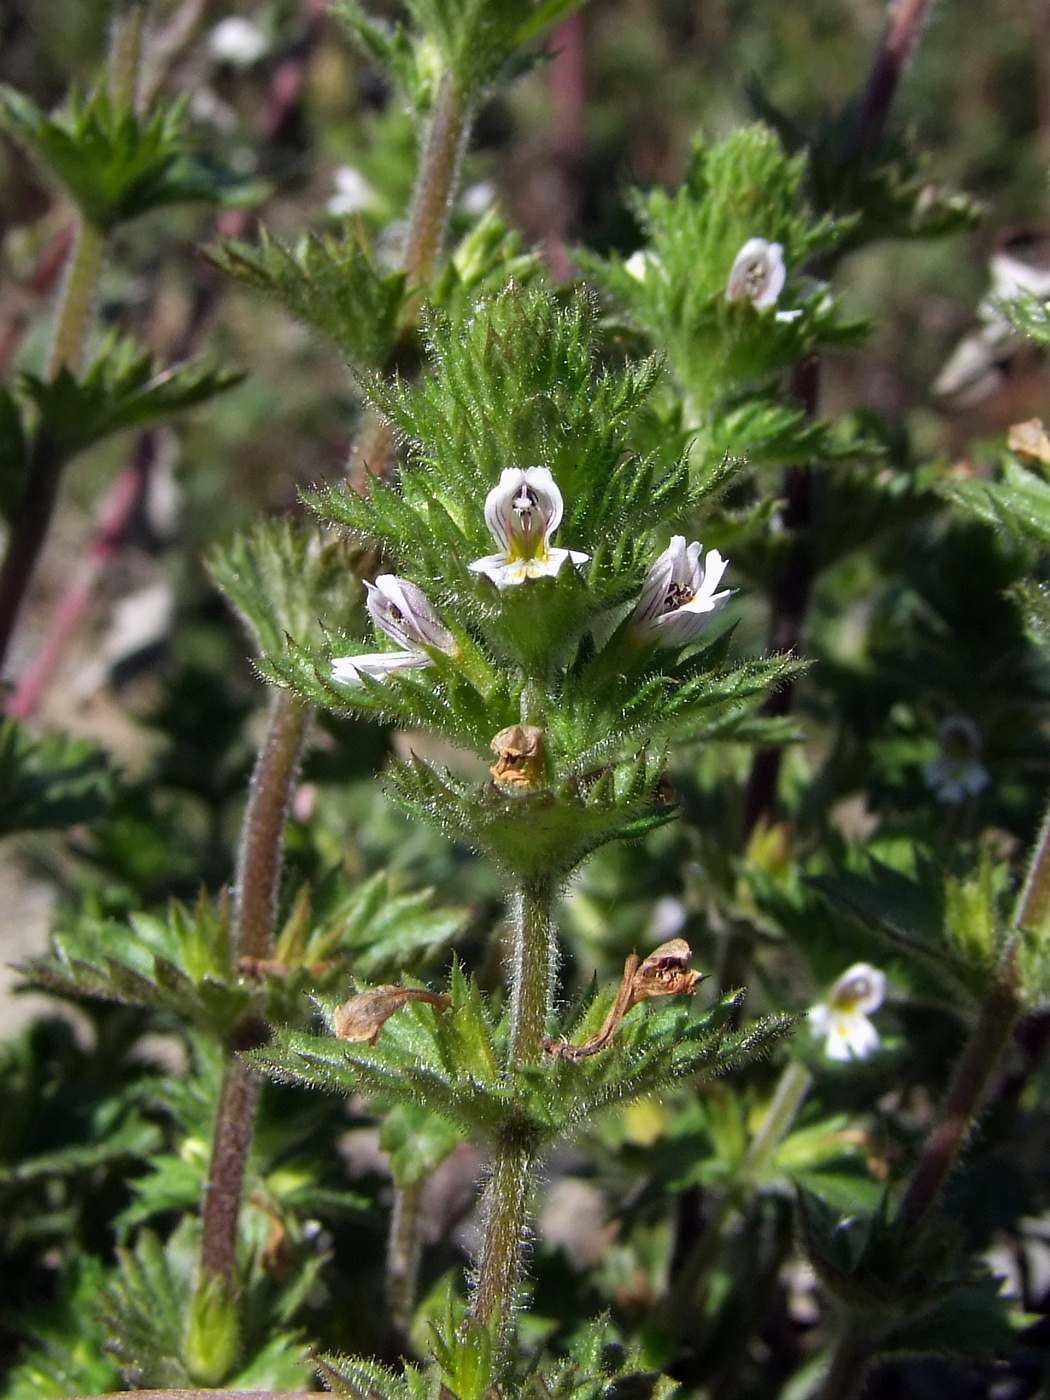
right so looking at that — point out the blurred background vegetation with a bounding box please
[3,1,1050,1395]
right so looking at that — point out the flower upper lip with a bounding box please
[332,574,454,685]
[470,466,589,588]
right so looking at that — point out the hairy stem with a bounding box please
[470,877,556,1331]
[200,690,310,1282]
[348,73,473,487]
[891,797,1050,1234]
[403,73,470,289]
[47,216,104,379]
[470,1124,539,1328]
[508,876,557,1064]
[385,1179,427,1349]
[200,1041,266,1279]
[109,0,146,110]
[234,689,310,961]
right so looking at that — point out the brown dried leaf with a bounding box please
[1008,417,1050,466]
[490,724,545,789]
[544,939,703,1059]
[333,985,451,1044]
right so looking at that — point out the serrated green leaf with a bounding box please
[0,85,257,230]
[0,718,113,836]
[22,334,242,463]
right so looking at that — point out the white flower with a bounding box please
[209,16,269,68]
[922,717,990,804]
[725,237,787,310]
[460,180,496,215]
[332,575,454,686]
[934,242,1050,404]
[469,467,589,588]
[628,536,731,647]
[624,250,651,281]
[808,963,886,1062]
[326,165,378,217]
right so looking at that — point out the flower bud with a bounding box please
[366,575,455,654]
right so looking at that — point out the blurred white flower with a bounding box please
[377,219,409,270]
[934,239,1050,404]
[209,16,269,68]
[624,250,652,281]
[649,896,687,940]
[923,716,990,804]
[326,165,378,217]
[808,963,886,1062]
[629,535,731,647]
[725,237,786,310]
[189,87,238,132]
[460,180,496,215]
[332,575,454,685]
[469,467,589,588]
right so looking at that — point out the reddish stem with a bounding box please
[6,434,153,719]
[544,12,586,282]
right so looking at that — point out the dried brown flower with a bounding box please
[544,938,703,1059]
[333,985,451,1045]
[490,723,545,788]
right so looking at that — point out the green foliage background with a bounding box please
[2,1,1050,1399]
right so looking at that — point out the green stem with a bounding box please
[508,876,557,1065]
[385,1179,427,1350]
[0,217,106,669]
[109,1,146,110]
[744,1058,813,1179]
[664,1059,812,1330]
[47,216,104,378]
[1014,793,1050,930]
[199,690,310,1283]
[470,1123,539,1328]
[470,877,557,1332]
